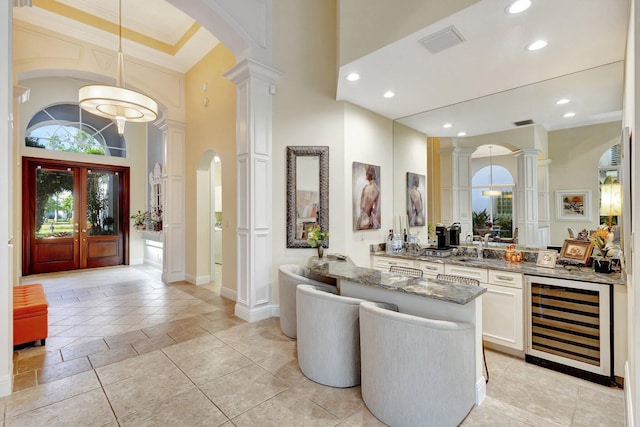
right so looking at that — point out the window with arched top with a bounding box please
[25,103,126,157]
[472,165,515,238]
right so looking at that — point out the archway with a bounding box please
[196,150,223,290]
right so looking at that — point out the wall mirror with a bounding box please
[392,63,624,249]
[286,146,329,248]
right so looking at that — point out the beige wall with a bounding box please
[184,44,237,290]
[344,102,394,268]
[271,0,400,282]
[548,121,622,246]
[271,0,347,295]
[337,0,478,66]
[393,122,428,245]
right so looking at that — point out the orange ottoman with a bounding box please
[13,284,48,347]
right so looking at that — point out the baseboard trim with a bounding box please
[143,259,161,269]
[220,286,236,301]
[129,257,143,265]
[475,376,486,405]
[162,271,185,283]
[234,303,278,322]
[0,372,12,397]
[195,275,211,286]
[625,362,633,427]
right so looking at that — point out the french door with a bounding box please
[22,157,130,275]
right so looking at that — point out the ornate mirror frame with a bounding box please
[286,146,329,248]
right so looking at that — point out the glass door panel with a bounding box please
[35,168,75,239]
[86,170,119,236]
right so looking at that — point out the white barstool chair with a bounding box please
[296,284,366,387]
[359,301,475,427]
[278,264,336,338]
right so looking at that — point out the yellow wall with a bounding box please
[184,44,237,290]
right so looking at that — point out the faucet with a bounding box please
[477,233,490,259]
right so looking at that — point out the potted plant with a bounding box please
[306,224,329,258]
[590,226,615,273]
[131,210,149,231]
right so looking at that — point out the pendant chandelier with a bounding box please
[78,0,158,135]
[482,146,502,197]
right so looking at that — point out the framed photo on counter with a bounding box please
[536,250,558,268]
[558,239,594,265]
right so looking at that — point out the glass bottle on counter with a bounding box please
[386,229,394,254]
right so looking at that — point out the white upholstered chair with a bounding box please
[296,284,366,387]
[359,301,475,427]
[278,264,336,338]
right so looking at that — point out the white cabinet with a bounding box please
[416,261,444,278]
[483,270,524,351]
[373,256,524,352]
[371,255,413,272]
[444,264,488,283]
[443,265,524,351]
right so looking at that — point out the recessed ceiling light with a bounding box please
[507,0,532,14]
[383,91,395,98]
[443,123,452,128]
[347,73,360,82]
[563,112,576,118]
[556,98,570,105]
[458,132,467,136]
[527,40,547,51]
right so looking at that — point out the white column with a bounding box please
[0,1,13,396]
[537,159,552,246]
[439,146,475,238]
[157,119,186,283]
[515,149,540,247]
[225,59,281,322]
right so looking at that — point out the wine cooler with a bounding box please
[525,276,612,384]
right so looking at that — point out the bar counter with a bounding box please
[306,255,486,305]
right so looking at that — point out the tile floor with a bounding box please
[4,265,625,426]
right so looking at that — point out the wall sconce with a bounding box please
[600,183,622,227]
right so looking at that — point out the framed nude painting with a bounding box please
[406,172,425,227]
[353,162,381,230]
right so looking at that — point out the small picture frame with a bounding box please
[559,239,594,265]
[536,250,558,268]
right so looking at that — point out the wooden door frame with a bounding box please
[22,157,130,275]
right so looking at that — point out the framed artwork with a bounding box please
[353,162,381,230]
[406,172,425,227]
[536,250,558,268]
[559,239,594,264]
[555,190,592,221]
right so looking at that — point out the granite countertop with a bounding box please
[306,256,486,305]
[371,248,626,286]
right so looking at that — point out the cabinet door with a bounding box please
[483,283,524,351]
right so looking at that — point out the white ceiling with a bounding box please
[336,0,628,138]
[13,0,219,73]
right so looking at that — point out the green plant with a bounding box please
[306,224,328,248]
[131,210,149,228]
[427,222,436,238]
[472,209,489,227]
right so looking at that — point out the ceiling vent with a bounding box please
[419,26,465,54]
[514,119,534,127]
